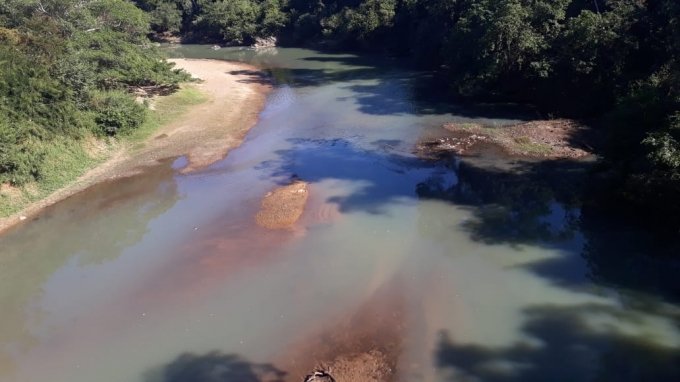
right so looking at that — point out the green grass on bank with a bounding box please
[0,137,109,217]
[511,136,553,156]
[128,86,207,144]
[0,86,207,218]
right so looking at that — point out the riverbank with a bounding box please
[0,58,271,234]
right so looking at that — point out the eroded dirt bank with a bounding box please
[0,58,271,234]
[417,119,595,160]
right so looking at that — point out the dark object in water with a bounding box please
[304,370,336,382]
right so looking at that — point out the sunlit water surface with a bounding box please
[0,46,678,382]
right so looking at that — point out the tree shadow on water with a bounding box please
[256,137,442,215]
[416,158,588,246]
[228,70,271,85]
[436,303,680,382]
[258,137,680,304]
[145,351,286,382]
[415,156,680,302]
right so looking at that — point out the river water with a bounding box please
[0,46,678,382]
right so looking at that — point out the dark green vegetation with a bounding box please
[139,0,680,232]
[0,0,188,187]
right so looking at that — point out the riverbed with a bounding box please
[0,46,678,382]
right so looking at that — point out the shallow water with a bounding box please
[1,46,678,382]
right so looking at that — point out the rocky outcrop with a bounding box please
[417,119,594,160]
[252,36,277,49]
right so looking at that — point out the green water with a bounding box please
[0,46,678,382]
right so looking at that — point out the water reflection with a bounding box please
[0,161,179,379]
[436,302,680,382]
[256,137,442,215]
[415,159,585,244]
[171,45,534,125]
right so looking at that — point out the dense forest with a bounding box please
[1,0,679,232]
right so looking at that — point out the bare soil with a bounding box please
[277,280,405,382]
[0,59,271,234]
[416,119,594,160]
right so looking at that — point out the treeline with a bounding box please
[139,0,680,231]
[0,0,188,186]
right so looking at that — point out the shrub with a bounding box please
[90,91,147,136]
[0,118,45,185]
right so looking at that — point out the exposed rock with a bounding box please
[252,36,277,49]
[315,351,392,382]
[304,370,336,382]
[277,281,404,382]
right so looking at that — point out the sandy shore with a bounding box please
[0,58,271,234]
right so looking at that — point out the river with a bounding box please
[0,46,678,382]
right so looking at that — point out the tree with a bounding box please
[150,2,182,33]
[195,0,261,44]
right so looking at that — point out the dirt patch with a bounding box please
[0,58,271,235]
[256,181,310,230]
[277,281,405,382]
[417,119,594,160]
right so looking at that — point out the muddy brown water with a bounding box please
[0,46,679,382]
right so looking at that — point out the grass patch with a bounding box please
[127,85,207,145]
[512,138,552,155]
[0,136,114,217]
[513,136,531,145]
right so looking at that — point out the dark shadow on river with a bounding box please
[145,351,286,382]
[436,303,680,382]
[258,136,680,309]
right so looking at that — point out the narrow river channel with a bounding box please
[1,46,678,382]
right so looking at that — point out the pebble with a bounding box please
[19,216,26,221]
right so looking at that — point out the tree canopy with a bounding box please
[0,0,188,185]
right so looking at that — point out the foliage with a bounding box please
[150,2,182,33]
[135,0,289,43]
[128,85,207,142]
[320,0,396,47]
[644,130,680,172]
[195,0,261,44]
[91,90,147,135]
[0,118,44,185]
[0,0,189,186]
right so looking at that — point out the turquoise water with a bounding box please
[0,46,678,382]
